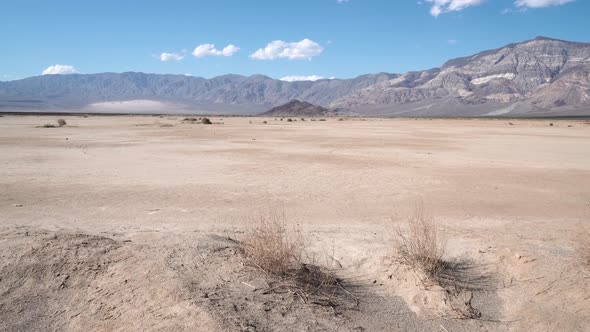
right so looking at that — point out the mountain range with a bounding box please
[1,36,589,117]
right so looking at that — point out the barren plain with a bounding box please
[1,115,589,331]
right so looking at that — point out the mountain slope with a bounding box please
[1,37,589,116]
[330,37,590,116]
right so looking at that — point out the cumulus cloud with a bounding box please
[250,39,324,60]
[425,0,485,16]
[160,52,184,62]
[515,0,574,8]
[42,65,79,75]
[279,75,331,82]
[192,44,240,58]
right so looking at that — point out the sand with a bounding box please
[1,115,589,331]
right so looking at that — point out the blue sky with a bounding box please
[1,0,588,81]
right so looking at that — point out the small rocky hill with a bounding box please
[259,100,336,117]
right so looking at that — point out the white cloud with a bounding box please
[280,75,330,82]
[250,39,323,60]
[425,0,485,17]
[192,44,240,58]
[42,65,79,75]
[515,0,574,8]
[160,52,184,62]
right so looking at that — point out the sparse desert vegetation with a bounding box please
[239,207,348,305]
[241,207,305,276]
[38,118,67,128]
[182,117,212,124]
[393,204,448,280]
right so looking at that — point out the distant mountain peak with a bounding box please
[533,36,558,41]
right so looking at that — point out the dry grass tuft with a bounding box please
[394,204,448,279]
[57,118,67,127]
[240,206,357,306]
[241,207,304,276]
[575,225,590,272]
[392,205,486,319]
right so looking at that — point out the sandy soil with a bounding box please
[1,115,589,331]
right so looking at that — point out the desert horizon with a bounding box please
[2,0,590,331]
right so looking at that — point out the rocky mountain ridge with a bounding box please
[1,36,588,117]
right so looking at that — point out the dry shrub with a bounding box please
[241,207,304,276]
[240,207,354,306]
[201,117,212,125]
[575,226,590,272]
[57,118,67,127]
[394,204,447,279]
[392,205,484,319]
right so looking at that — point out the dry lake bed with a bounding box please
[1,115,589,331]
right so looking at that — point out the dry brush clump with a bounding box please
[241,207,304,276]
[392,205,484,319]
[240,207,355,306]
[393,205,448,280]
[38,119,67,128]
[182,117,212,124]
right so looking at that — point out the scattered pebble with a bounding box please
[12,204,23,207]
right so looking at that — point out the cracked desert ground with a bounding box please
[1,115,589,331]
